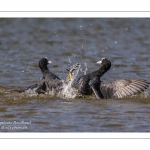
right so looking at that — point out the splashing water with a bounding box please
[84,63,88,75]
[58,81,78,99]
[58,64,81,99]
[80,63,88,75]
[24,88,38,96]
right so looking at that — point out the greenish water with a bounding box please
[0,18,150,132]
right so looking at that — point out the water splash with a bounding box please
[84,63,88,75]
[58,65,81,99]
[68,58,71,63]
[24,88,38,96]
[72,64,81,79]
[58,81,78,99]
[141,90,150,98]
[79,63,88,75]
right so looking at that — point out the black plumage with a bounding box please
[71,58,111,99]
[35,57,63,93]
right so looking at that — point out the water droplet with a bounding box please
[68,58,71,63]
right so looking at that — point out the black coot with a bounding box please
[69,58,149,99]
[12,57,63,94]
[34,57,63,94]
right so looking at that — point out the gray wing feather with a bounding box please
[100,79,149,99]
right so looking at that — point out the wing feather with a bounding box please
[116,91,122,98]
[122,88,132,96]
[130,83,144,92]
[100,79,149,99]
[124,86,136,94]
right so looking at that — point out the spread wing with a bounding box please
[100,79,149,99]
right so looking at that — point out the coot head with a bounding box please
[97,57,109,65]
[39,57,52,73]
